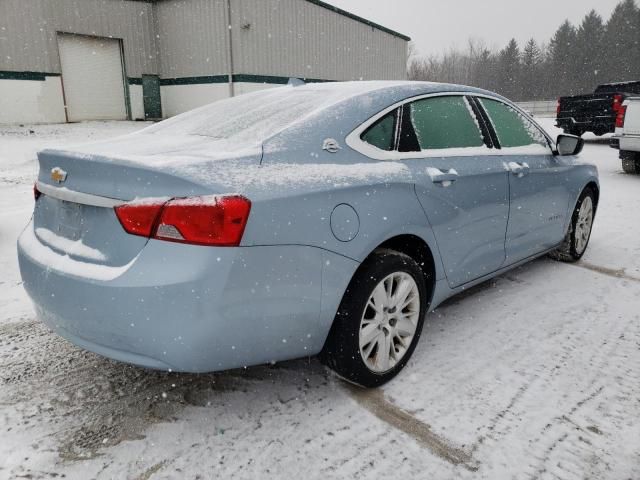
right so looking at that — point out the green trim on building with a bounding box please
[0,71,61,81]
[159,75,229,86]
[232,74,332,84]
[303,0,410,41]
[6,72,335,86]
[152,74,334,86]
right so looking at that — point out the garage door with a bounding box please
[57,34,127,121]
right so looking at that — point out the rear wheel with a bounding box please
[592,125,608,137]
[549,187,596,262]
[621,151,640,174]
[321,249,428,388]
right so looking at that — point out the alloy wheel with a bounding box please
[359,272,420,373]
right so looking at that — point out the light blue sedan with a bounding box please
[18,81,598,387]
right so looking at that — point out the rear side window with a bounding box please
[479,98,548,149]
[361,109,397,151]
[409,96,484,150]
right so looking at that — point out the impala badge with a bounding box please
[51,167,67,183]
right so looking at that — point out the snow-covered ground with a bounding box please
[1,121,639,479]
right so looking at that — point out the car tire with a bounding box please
[621,151,640,174]
[592,125,608,137]
[549,187,596,262]
[568,128,584,137]
[320,249,428,388]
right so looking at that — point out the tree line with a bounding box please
[408,0,640,101]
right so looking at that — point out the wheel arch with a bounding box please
[585,181,600,208]
[350,233,438,309]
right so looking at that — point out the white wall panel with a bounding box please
[0,76,66,124]
[160,83,230,117]
[129,84,145,121]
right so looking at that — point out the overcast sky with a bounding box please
[326,0,621,57]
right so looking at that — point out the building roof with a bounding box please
[304,0,411,41]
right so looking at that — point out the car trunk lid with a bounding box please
[32,134,262,270]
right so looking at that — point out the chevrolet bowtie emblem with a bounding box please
[51,167,67,183]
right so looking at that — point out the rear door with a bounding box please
[389,95,510,288]
[477,97,572,264]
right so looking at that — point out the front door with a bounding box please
[476,98,572,264]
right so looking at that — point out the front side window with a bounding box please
[361,109,397,151]
[409,96,485,150]
[479,98,549,149]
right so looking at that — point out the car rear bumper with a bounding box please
[18,220,358,372]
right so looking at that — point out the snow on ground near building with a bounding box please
[0,121,639,479]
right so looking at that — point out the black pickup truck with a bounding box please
[556,81,640,136]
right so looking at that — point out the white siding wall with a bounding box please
[0,77,66,124]
[0,0,409,123]
[129,85,145,121]
[160,84,230,118]
[232,0,408,81]
[233,82,282,96]
[154,0,230,79]
[0,0,158,77]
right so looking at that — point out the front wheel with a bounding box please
[549,187,596,262]
[320,249,428,388]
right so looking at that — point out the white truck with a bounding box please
[615,97,640,174]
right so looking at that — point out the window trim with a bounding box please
[473,96,555,152]
[347,91,555,160]
[359,107,399,152]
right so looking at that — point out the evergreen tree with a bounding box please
[407,0,640,101]
[603,0,640,81]
[497,39,521,100]
[547,20,578,96]
[521,39,543,98]
[574,10,606,92]
[473,48,498,92]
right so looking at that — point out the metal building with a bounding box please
[0,0,410,124]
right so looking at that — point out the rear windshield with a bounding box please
[143,85,362,145]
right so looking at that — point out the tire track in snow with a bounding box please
[571,261,640,283]
[345,384,479,471]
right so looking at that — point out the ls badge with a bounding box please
[51,167,67,183]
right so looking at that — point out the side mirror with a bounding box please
[556,134,584,156]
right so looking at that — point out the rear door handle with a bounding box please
[427,168,459,185]
[507,161,530,177]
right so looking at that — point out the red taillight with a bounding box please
[613,94,624,113]
[34,183,41,201]
[615,104,627,129]
[556,98,561,116]
[115,201,165,237]
[114,195,251,247]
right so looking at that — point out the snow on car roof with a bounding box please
[42,81,485,177]
[142,81,415,144]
